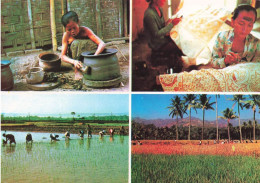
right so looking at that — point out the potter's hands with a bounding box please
[73,60,83,69]
[224,52,241,65]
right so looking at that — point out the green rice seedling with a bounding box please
[132,154,260,183]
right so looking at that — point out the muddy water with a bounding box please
[1,131,129,183]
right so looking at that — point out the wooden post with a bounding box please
[27,0,36,49]
[61,0,65,33]
[123,0,128,37]
[50,0,57,51]
[95,0,103,38]
[67,0,71,11]
[251,0,256,7]
[119,0,124,37]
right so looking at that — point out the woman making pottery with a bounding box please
[143,0,183,58]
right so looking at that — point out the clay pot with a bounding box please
[26,67,45,84]
[1,60,14,91]
[81,49,121,81]
[38,52,61,71]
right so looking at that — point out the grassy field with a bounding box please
[132,154,260,183]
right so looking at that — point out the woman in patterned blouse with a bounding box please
[211,4,260,68]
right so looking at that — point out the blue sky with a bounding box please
[132,94,260,121]
[1,93,129,115]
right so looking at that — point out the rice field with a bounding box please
[132,140,260,183]
[1,131,129,183]
[132,154,260,183]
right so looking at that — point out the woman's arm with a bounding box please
[60,32,82,69]
[251,39,260,61]
[85,27,106,55]
[144,13,173,38]
[211,32,228,69]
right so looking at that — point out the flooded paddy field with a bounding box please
[1,131,129,183]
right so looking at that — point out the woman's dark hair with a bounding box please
[61,11,79,27]
[232,4,257,22]
[146,0,153,3]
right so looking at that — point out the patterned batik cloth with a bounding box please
[159,63,260,92]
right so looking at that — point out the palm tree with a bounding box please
[198,94,215,140]
[168,96,186,140]
[183,94,198,140]
[242,121,249,140]
[248,120,253,140]
[229,95,246,142]
[71,112,76,122]
[220,108,237,142]
[215,95,220,142]
[243,95,260,141]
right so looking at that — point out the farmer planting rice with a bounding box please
[26,133,33,144]
[3,133,16,145]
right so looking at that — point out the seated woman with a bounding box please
[61,11,106,80]
[211,4,260,68]
[143,0,183,68]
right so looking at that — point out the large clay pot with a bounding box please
[1,60,14,91]
[38,52,61,71]
[26,67,45,84]
[81,49,121,81]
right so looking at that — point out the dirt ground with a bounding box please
[2,41,129,92]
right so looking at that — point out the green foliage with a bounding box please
[1,115,129,124]
[132,154,260,183]
[131,122,260,140]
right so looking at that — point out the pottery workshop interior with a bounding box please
[1,0,130,91]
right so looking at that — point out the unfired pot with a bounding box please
[81,49,121,81]
[26,67,45,84]
[38,52,61,71]
[1,60,14,91]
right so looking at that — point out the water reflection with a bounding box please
[78,139,84,146]
[26,143,33,154]
[120,136,125,144]
[87,138,91,150]
[3,145,16,154]
[65,139,70,148]
[109,136,114,142]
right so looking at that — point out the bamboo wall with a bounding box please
[1,0,129,55]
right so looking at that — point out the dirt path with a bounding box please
[3,42,129,92]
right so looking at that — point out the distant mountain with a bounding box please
[133,117,259,128]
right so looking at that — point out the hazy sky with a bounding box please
[132,94,260,121]
[1,93,129,115]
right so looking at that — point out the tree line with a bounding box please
[1,113,129,123]
[132,94,260,142]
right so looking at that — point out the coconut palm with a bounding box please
[243,95,260,141]
[198,94,215,140]
[168,96,186,140]
[229,95,246,142]
[220,108,237,142]
[71,112,76,122]
[215,95,220,142]
[183,94,198,140]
